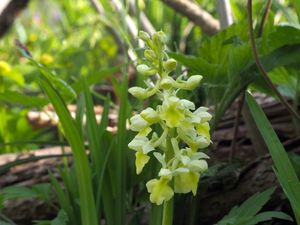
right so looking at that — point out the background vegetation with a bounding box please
[0,0,299,225]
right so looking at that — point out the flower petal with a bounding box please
[160,96,185,128]
[174,171,200,195]
[135,151,150,174]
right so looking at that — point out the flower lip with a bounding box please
[146,177,174,205]
[129,114,149,132]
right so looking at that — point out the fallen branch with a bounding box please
[161,0,220,35]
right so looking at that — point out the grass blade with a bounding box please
[245,92,300,223]
[40,77,98,225]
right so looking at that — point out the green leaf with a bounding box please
[289,152,300,177]
[0,91,47,107]
[267,26,300,50]
[217,187,275,225]
[171,24,300,130]
[0,220,12,225]
[0,186,37,200]
[242,211,293,225]
[245,92,300,223]
[31,183,52,202]
[33,209,68,225]
[27,57,76,102]
[0,193,4,210]
[51,210,69,225]
[234,187,275,218]
[216,187,292,225]
[40,77,98,225]
[49,170,77,225]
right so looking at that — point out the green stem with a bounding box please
[162,197,174,225]
[162,128,175,225]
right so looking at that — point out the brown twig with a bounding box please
[161,0,220,35]
[247,0,300,122]
[258,0,272,37]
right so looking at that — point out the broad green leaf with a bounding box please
[289,152,300,177]
[218,187,275,224]
[245,92,300,223]
[0,220,12,225]
[0,186,37,200]
[231,187,275,218]
[216,187,292,225]
[242,211,293,225]
[51,209,68,225]
[0,193,4,210]
[171,23,300,130]
[268,26,300,49]
[33,209,68,225]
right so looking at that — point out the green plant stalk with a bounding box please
[162,197,174,225]
[162,128,175,225]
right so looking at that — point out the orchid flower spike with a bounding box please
[128,30,212,205]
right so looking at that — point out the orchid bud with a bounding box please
[137,64,157,76]
[153,31,166,54]
[139,31,150,41]
[163,58,177,72]
[128,87,148,99]
[185,75,203,90]
[144,49,156,61]
[153,31,166,46]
